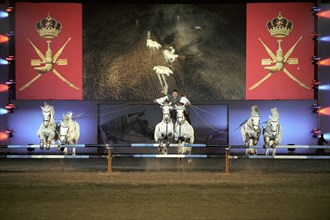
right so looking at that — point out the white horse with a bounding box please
[153,65,173,95]
[241,105,261,155]
[146,39,162,50]
[263,108,282,156]
[58,112,80,155]
[163,46,178,64]
[174,104,194,164]
[37,102,57,150]
[154,103,174,154]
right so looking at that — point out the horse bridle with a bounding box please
[42,110,51,123]
[247,116,260,131]
[265,120,279,138]
[176,115,185,125]
[163,112,172,123]
[59,121,71,139]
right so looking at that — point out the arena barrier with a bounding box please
[1,144,329,174]
[1,155,107,159]
[105,143,222,174]
[225,145,330,174]
[0,143,225,174]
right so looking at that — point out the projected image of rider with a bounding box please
[154,89,191,124]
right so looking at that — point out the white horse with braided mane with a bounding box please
[263,107,282,156]
[241,105,261,155]
[174,104,194,164]
[38,102,57,150]
[154,102,174,154]
[58,112,80,155]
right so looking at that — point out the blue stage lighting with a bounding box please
[319,84,330,90]
[324,133,330,140]
[0,11,9,19]
[0,108,8,115]
[0,58,9,65]
[320,36,330,42]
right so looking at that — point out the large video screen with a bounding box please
[15,3,313,101]
[83,4,246,101]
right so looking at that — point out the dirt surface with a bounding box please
[1,158,330,220]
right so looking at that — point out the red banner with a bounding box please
[16,3,82,100]
[246,3,314,100]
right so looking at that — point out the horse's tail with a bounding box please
[73,121,80,143]
[276,125,282,144]
[37,124,43,138]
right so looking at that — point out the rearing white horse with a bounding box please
[174,104,194,164]
[154,102,174,154]
[58,112,80,155]
[37,102,57,150]
[241,105,261,155]
[263,107,282,156]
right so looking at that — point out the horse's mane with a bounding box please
[41,102,55,124]
[270,107,279,120]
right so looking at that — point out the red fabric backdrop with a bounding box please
[246,3,314,100]
[16,3,82,100]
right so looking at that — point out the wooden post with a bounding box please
[225,147,230,175]
[108,146,112,174]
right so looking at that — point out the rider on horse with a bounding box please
[154,89,192,124]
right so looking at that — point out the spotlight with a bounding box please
[319,85,330,90]
[312,7,320,15]
[311,128,321,138]
[0,84,9,92]
[319,107,330,116]
[5,55,15,61]
[0,58,9,65]
[5,104,15,113]
[6,31,15,37]
[0,11,9,18]
[320,36,330,42]
[27,144,35,152]
[319,10,330,19]
[0,108,8,115]
[309,32,320,40]
[312,80,320,89]
[5,129,14,138]
[312,103,320,113]
[319,58,330,66]
[0,34,9,43]
[287,144,295,154]
[6,7,14,13]
[6,80,15,85]
[312,56,320,64]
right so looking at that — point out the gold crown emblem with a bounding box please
[35,13,62,39]
[266,12,293,38]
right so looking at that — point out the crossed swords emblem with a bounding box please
[19,38,80,91]
[249,36,310,90]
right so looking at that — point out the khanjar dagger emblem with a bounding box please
[19,13,79,91]
[249,12,310,90]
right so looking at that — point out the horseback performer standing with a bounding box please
[154,89,192,124]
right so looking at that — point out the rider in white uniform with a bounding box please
[154,89,192,124]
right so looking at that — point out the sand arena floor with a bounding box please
[0,158,329,220]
